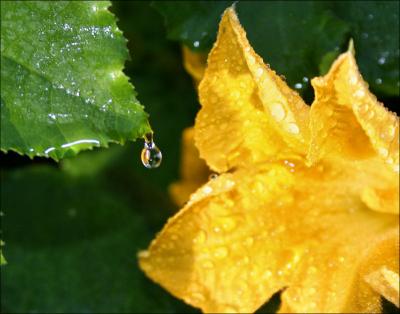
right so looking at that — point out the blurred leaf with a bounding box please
[328,1,399,96]
[319,50,341,75]
[153,0,399,99]
[0,159,198,313]
[0,1,151,161]
[152,1,233,51]
[0,240,6,265]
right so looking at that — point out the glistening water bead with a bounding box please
[141,133,162,169]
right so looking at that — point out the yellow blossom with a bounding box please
[139,7,399,313]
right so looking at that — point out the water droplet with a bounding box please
[294,83,302,89]
[286,123,300,134]
[141,133,162,169]
[213,226,221,233]
[214,246,229,259]
[349,75,358,85]
[193,230,207,244]
[61,139,100,148]
[209,173,218,180]
[193,40,200,48]
[269,102,286,122]
[354,89,365,98]
[202,260,214,269]
[309,266,317,274]
[263,270,272,279]
[203,185,213,194]
[375,78,382,85]
[302,77,309,83]
[255,67,263,78]
[247,55,255,65]
[190,292,205,302]
[378,57,386,65]
[378,147,389,157]
[220,217,237,232]
[386,125,396,139]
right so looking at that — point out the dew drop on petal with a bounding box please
[378,147,389,158]
[213,246,229,259]
[202,260,214,269]
[255,67,263,78]
[209,173,219,180]
[354,89,365,98]
[190,292,205,302]
[269,102,286,122]
[286,123,300,134]
[193,230,207,244]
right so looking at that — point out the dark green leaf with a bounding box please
[0,1,151,161]
[0,158,197,313]
[328,1,399,96]
[152,1,233,51]
[153,1,399,99]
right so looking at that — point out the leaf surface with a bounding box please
[0,1,150,160]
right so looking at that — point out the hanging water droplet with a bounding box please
[141,133,162,169]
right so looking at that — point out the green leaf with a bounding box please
[328,1,399,96]
[0,240,6,265]
[152,1,233,51]
[0,1,151,161]
[0,158,197,313]
[153,1,399,99]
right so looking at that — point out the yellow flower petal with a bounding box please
[140,6,400,314]
[365,267,399,307]
[169,128,209,206]
[182,46,207,87]
[308,49,399,172]
[361,227,400,307]
[140,159,398,313]
[196,7,309,173]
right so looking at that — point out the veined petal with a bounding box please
[196,7,309,173]
[169,128,209,206]
[308,50,399,215]
[308,50,399,173]
[140,159,398,313]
